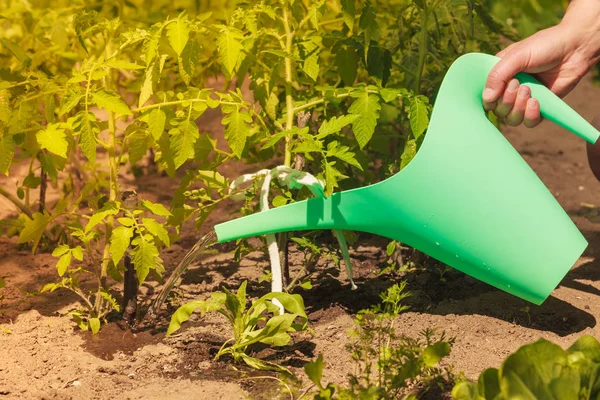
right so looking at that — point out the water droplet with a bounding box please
[507,284,511,288]
[455,254,459,258]
[435,242,440,246]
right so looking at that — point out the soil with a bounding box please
[3,73,600,399]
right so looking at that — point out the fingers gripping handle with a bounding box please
[512,71,599,144]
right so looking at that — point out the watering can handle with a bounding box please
[508,71,599,144]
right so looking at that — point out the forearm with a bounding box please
[559,0,600,65]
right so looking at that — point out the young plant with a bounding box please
[300,282,455,399]
[453,335,600,400]
[41,197,171,332]
[166,280,309,372]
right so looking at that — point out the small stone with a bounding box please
[579,186,585,191]
[72,381,81,387]
[128,373,135,379]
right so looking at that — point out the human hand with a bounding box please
[483,1,600,128]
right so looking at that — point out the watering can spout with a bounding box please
[214,52,599,305]
[214,191,361,242]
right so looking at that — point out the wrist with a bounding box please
[559,0,600,64]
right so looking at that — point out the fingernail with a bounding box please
[518,85,530,98]
[507,80,519,92]
[527,98,539,108]
[483,88,495,102]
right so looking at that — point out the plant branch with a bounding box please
[0,186,33,219]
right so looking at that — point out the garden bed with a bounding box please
[2,73,600,399]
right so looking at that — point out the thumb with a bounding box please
[483,51,530,103]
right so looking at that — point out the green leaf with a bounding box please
[359,1,380,56]
[326,141,362,170]
[305,354,325,387]
[348,90,381,148]
[240,353,290,373]
[166,300,208,336]
[318,115,358,138]
[386,241,396,256]
[52,244,70,257]
[260,331,292,347]
[110,226,134,265]
[221,105,251,158]
[170,120,199,169]
[197,170,227,190]
[217,27,244,77]
[408,95,429,139]
[478,368,501,400]
[85,202,119,233]
[324,161,347,196]
[261,127,307,150]
[272,195,288,207]
[422,341,451,367]
[117,217,135,227]
[89,317,101,334]
[131,235,160,284]
[58,91,83,116]
[340,0,356,28]
[400,139,417,170]
[128,129,150,165]
[73,111,99,163]
[179,38,201,85]
[380,88,402,103]
[148,109,166,140]
[143,218,170,247]
[23,172,40,189]
[105,59,144,70]
[92,89,132,116]
[451,381,481,400]
[335,46,358,85]
[262,292,308,323]
[139,62,155,108]
[141,199,172,217]
[303,54,319,82]
[157,134,176,177]
[143,24,162,65]
[18,212,51,252]
[166,14,190,56]
[56,252,72,277]
[100,290,121,313]
[292,136,322,154]
[36,123,68,158]
[0,39,28,63]
[0,132,15,176]
[72,246,84,261]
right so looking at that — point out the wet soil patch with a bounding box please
[80,322,163,360]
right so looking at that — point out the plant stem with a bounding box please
[133,98,239,113]
[0,186,33,219]
[415,9,430,95]
[39,165,47,213]
[96,40,119,314]
[282,5,295,167]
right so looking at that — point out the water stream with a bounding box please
[144,231,218,321]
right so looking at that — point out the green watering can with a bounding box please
[215,53,600,305]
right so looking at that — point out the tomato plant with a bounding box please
[0,0,516,332]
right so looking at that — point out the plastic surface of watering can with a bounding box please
[214,52,600,305]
